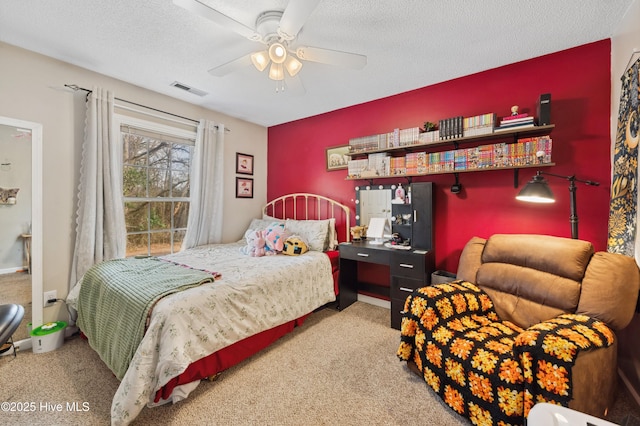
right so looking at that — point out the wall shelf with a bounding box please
[345,124,555,187]
[346,124,555,157]
[348,162,555,188]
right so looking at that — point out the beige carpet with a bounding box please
[1,302,638,425]
[0,272,31,341]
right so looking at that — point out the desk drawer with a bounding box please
[339,245,388,264]
[390,252,425,280]
[391,276,423,300]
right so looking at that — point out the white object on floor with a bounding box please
[527,402,618,426]
[30,321,67,353]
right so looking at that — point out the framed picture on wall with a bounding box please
[325,145,350,171]
[236,177,254,198]
[236,152,254,175]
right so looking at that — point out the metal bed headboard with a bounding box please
[263,193,351,242]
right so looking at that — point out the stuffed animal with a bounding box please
[282,236,309,256]
[350,225,367,241]
[264,223,288,255]
[244,229,266,257]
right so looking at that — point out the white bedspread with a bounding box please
[71,241,335,426]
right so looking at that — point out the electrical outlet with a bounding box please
[44,290,57,307]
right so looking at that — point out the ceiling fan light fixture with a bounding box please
[268,63,285,80]
[284,55,302,77]
[268,42,287,64]
[250,50,270,72]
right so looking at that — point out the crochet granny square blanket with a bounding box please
[397,280,614,426]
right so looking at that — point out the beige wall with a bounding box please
[0,42,267,322]
[611,0,640,405]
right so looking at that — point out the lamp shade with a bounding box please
[284,55,302,77]
[516,175,555,203]
[268,63,284,80]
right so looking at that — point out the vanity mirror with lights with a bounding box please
[340,182,435,329]
[355,182,433,249]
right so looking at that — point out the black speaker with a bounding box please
[537,93,551,125]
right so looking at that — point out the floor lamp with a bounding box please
[516,171,600,239]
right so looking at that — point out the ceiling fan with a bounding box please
[173,0,367,91]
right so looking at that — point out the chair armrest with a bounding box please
[512,313,615,417]
[397,280,498,361]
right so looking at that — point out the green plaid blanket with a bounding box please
[77,257,216,380]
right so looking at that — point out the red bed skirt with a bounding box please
[154,250,341,403]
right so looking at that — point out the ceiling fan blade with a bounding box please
[278,0,321,40]
[295,46,367,69]
[208,53,253,77]
[173,0,258,40]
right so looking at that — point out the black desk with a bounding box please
[338,241,434,329]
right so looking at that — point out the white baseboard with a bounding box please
[0,266,24,275]
[357,293,391,309]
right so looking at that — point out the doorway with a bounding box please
[0,117,43,347]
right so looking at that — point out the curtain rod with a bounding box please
[64,84,230,131]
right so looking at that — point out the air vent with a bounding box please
[170,81,208,97]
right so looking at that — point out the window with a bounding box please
[118,116,196,257]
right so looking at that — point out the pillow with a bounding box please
[282,236,309,256]
[262,214,285,224]
[285,219,331,252]
[246,218,282,234]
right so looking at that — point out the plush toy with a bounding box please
[282,236,309,256]
[264,223,288,255]
[244,229,266,257]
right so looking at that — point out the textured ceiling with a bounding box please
[0,0,634,127]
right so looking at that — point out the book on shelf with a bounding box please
[368,153,390,176]
[399,127,420,146]
[348,134,380,152]
[418,130,440,144]
[499,116,534,126]
[390,156,406,175]
[454,149,467,170]
[466,147,479,170]
[349,127,423,152]
[405,151,427,174]
[501,113,529,121]
[439,116,464,140]
[347,135,552,179]
[494,122,536,132]
[463,113,495,137]
[420,136,551,174]
[347,158,369,178]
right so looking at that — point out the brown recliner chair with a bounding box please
[398,234,640,425]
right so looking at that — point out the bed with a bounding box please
[66,193,350,426]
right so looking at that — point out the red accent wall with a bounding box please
[268,40,611,273]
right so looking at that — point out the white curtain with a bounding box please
[69,87,126,290]
[182,120,225,249]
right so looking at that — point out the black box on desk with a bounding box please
[431,270,457,285]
